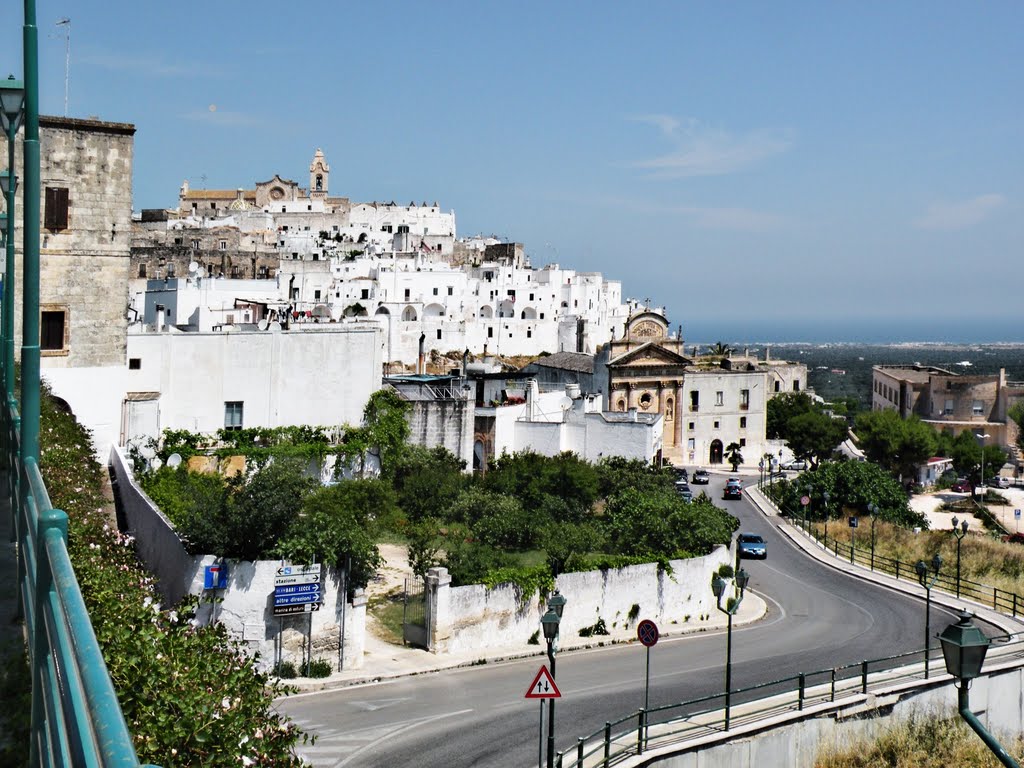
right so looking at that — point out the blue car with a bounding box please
[737,533,767,559]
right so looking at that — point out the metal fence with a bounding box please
[7,405,153,767]
[558,631,1024,768]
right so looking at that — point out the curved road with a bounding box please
[278,475,980,767]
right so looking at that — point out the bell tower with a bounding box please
[309,148,329,199]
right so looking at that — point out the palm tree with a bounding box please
[725,442,744,471]
[709,341,732,356]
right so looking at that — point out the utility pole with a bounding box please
[55,18,70,116]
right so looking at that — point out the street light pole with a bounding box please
[952,516,969,599]
[867,503,878,571]
[542,590,566,768]
[977,433,991,496]
[940,611,1020,768]
[823,491,831,546]
[712,567,749,731]
[0,75,25,410]
[915,554,942,679]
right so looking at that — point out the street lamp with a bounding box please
[951,516,969,599]
[0,75,25,405]
[542,590,567,768]
[712,566,749,730]
[822,491,831,545]
[977,433,991,497]
[939,611,1019,768]
[867,503,879,570]
[915,553,942,679]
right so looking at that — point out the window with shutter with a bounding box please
[44,187,69,231]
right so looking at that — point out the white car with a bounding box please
[780,459,808,471]
[987,476,1012,489]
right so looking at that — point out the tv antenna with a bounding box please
[55,18,71,116]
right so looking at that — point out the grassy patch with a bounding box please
[816,712,1024,767]
[367,591,409,645]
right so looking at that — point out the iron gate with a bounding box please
[402,577,428,649]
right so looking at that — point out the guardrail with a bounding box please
[559,634,1024,767]
[7,399,154,766]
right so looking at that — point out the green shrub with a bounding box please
[306,659,333,678]
[39,384,307,766]
[273,661,298,679]
[578,618,609,637]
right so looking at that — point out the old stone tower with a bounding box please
[309,148,329,200]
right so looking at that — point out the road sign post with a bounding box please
[637,619,659,748]
[525,665,560,768]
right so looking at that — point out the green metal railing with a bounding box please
[4,2,153,765]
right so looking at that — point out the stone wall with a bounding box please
[3,116,135,368]
[427,545,732,654]
[108,445,366,671]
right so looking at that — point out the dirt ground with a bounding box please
[364,544,413,642]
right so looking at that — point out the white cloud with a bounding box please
[628,115,792,178]
[674,205,787,232]
[912,194,1006,231]
[182,108,261,127]
[83,52,203,78]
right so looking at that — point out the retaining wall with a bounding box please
[108,445,366,671]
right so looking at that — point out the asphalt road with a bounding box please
[278,474,974,768]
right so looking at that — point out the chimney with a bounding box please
[628,407,639,422]
[418,333,426,375]
[463,348,470,377]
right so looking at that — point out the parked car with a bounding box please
[737,533,767,559]
[678,488,693,503]
[692,469,711,485]
[988,476,1011,489]
[671,466,688,482]
[675,480,691,494]
[950,480,972,494]
[780,459,808,471]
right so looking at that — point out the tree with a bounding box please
[602,487,738,558]
[595,455,675,497]
[783,460,925,528]
[854,409,937,480]
[725,442,744,471]
[449,487,536,549]
[363,388,412,476]
[390,445,466,525]
[766,392,816,440]
[708,341,733,356]
[273,481,386,590]
[786,410,848,468]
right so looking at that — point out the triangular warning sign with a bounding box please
[524,665,561,699]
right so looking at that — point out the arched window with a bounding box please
[402,306,418,322]
[665,397,674,419]
[617,399,626,412]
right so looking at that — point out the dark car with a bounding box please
[951,480,972,493]
[692,469,711,485]
[737,533,767,559]
[723,479,743,500]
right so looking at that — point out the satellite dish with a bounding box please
[188,261,200,275]
[139,444,156,459]
[150,457,163,471]
[166,453,182,468]
[258,318,269,331]
[269,321,282,332]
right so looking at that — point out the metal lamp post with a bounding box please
[977,433,991,497]
[822,491,831,545]
[712,567,749,730]
[867,503,878,571]
[939,611,1019,767]
[915,553,942,679]
[542,590,566,768]
[0,74,25,407]
[952,516,969,599]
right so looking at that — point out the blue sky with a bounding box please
[2,2,1022,342]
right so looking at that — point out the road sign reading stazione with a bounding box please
[524,666,561,699]
[637,619,659,648]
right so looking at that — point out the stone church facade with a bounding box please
[596,311,772,467]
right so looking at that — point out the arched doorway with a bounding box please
[709,439,724,465]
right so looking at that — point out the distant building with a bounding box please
[871,364,1024,463]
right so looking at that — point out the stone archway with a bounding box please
[709,439,724,465]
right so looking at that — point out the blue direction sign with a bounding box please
[275,583,321,597]
[274,592,322,607]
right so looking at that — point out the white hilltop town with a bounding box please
[4,127,805,469]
